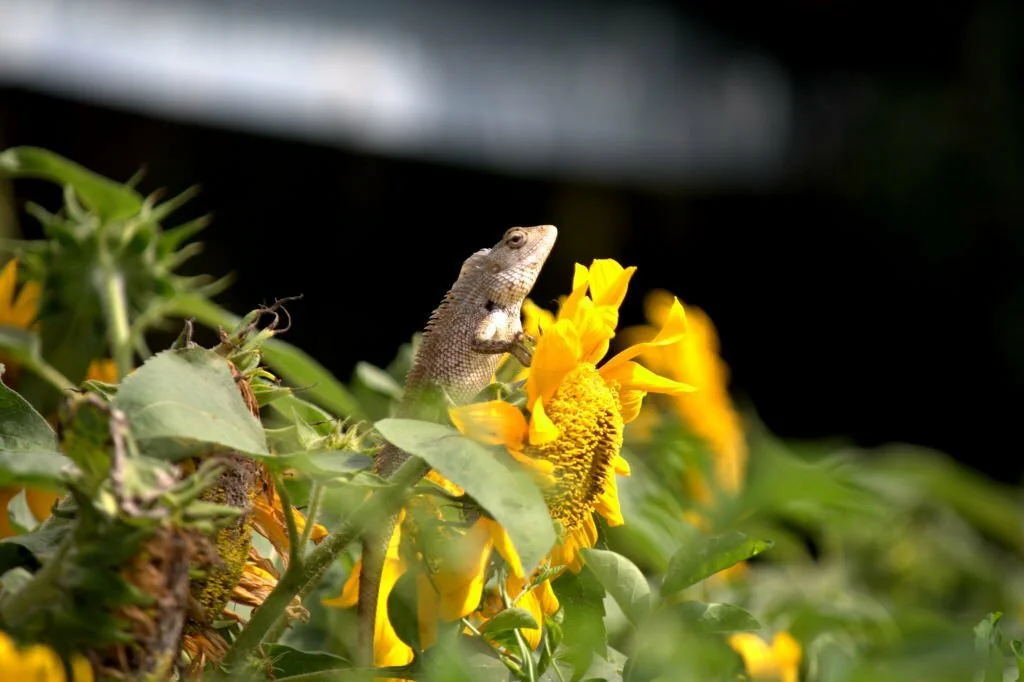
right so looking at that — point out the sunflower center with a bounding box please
[526,363,624,533]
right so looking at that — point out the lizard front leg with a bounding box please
[472,331,534,366]
[471,310,536,366]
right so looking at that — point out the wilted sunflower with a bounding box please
[0,258,116,536]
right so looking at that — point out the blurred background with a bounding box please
[0,0,1020,483]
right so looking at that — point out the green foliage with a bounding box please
[1,147,1022,682]
[376,418,556,576]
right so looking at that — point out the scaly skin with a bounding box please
[357,225,558,668]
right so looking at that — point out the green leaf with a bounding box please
[354,361,403,400]
[263,643,348,679]
[0,371,71,488]
[0,327,74,391]
[165,295,365,419]
[112,348,269,457]
[1010,640,1024,680]
[672,601,760,634]
[661,531,773,597]
[261,450,372,479]
[480,607,539,635]
[974,612,1004,682]
[580,548,651,626]
[0,146,143,221]
[375,418,555,575]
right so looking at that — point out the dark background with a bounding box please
[1,0,1021,482]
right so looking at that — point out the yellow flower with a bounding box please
[325,511,416,668]
[0,630,93,682]
[452,259,695,573]
[621,289,747,498]
[327,260,692,665]
[728,632,801,682]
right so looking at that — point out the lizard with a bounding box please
[357,224,558,668]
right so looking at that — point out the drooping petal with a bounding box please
[481,517,524,578]
[449,401,529,450]
[525,319,580,409]
[601,359,695,396]
[602,296,688,372]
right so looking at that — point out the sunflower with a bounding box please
[620,289,747,501]
[451,259,694,573]
[0,259,121,537]
[727,632,801,682]
[0,630,94,682]
[327,260,693,665]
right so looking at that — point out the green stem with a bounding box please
[94,261,133,378]
[276,478,302,568]
[299,482,324,552]
[219,458,429,673]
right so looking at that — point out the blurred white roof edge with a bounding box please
[0,0,793,185]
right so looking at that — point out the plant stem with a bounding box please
[219,458,429,673]
[276,478,302,568]
[299,482,324,552]
[94,260,133,379]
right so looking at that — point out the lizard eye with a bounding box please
[504,228,527,248]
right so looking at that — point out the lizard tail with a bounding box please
[357,509,399,669]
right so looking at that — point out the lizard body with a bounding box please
[358,225,558,666]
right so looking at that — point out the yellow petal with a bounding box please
[24,488,59,523]
[481,517,524,578]
[71,654,95,682]
[556,264,591,323]
[526,319,580,409]
[728,633,774,676]
[527,398,560,445]
[449,401,528,450]
[0,487,20,539]
[571,297,615,365]
[616,388,647,424]
[587,259,636,309]
[20,643,65,679]
[594,474,624,527]
[322,559,361,608]
[508,448,556,486]
[773,632,803,682]
[643,289,678,328]
[602,297,688,372]
[612,454,631,476]
[0,259,16,314]
[423,523,492,622]
[601,360,695,396]
[535,578,560,615]
[522,299,555,337]
[9,280,40,329]
[84,359,118,384]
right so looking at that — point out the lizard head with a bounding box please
[481,224,558,305]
